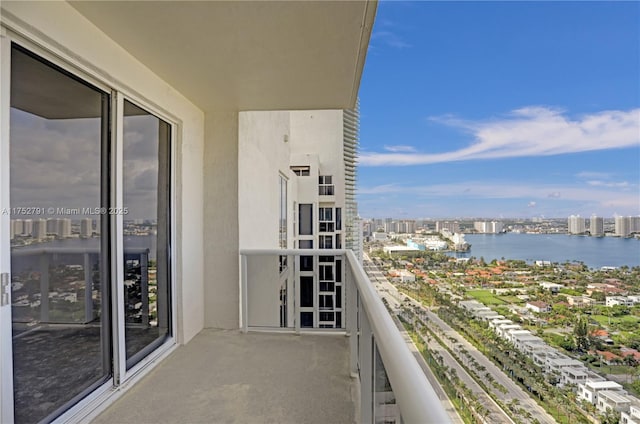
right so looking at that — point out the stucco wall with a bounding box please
[289,110,346,208]
[203,111,240,329]
[238,111,291,249]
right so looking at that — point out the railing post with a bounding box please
[39,252,49,323]
[359,308,373,423]
[140,251,149,326]
[84,253,93,323]
[292,254,300,334]
[240,254,248,333]
[346,262,358,377]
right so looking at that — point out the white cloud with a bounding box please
[576,171,613,179]
[384,145,417,153]
[587,180,631,188]
[370,30,411,49]
[359,107,640,166]
[359,180,639,208]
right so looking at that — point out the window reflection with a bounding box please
[122,100,171,367]
[10,45,110,423]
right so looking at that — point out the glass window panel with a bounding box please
[319,312,334,322]
[319,295,333,310]
[320,282,335,292]
[299,240,313,249]
[122,100,171,368]
[300,255,313,271]
[300,312,314,328]
[319,265,334,281]
[10,45,111,423]
[319,235,333,249]
[319,222,334,233]
[300,276,314,307]
[298,204,313,235]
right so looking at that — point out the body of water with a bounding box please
[448,233,640,269]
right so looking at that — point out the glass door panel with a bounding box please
[122,100,171,369]
[9,45,111,423]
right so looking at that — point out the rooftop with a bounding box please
[586,380,623,390]
[599,390,631,404]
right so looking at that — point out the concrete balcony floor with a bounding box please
[92,329,356,424]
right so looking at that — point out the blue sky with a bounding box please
[357,1,640,220]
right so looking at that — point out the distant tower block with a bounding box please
[81,218,93,238]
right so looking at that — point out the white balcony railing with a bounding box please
[240,249,450,424]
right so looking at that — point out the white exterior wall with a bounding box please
[289,110,346,209]
[1,0,206,343]
[622,405,640,424]
[203,112,240,329]
[238,111,292,249]
[238,111,296,328]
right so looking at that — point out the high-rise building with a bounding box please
[615,216,640,237]
[12,219,23,237]
[632,216,640,235]
[343,105,362,263]
[46,218,59,235]
[474,221,504,234]
[58,218,71,238]
[590,215,604,237]
[383,217,396,233]
[239,108,361,329]
[436,220,460,233]
[568,215,586,235]
[32,218,47,240]
[615,216,629,237]
[398,220,416,234]
[80,218,93,238]
[22,218,33,236]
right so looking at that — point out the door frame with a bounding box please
[0,28,16,424]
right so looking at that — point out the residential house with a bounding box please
[526,301,551,313]
[578,380,626,405]
[621,403,640,424]
[597,390,631,415]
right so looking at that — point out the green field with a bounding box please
[498,295,525,305]
[592,314,640,326]
[467,289,506,305]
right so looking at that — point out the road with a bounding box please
[363,256,511,424]
[363,255,557,424]
[423,309,556,424]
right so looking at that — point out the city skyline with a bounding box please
[357,1,640,219]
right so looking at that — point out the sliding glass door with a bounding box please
[3,43,173,423]
[9,45,112,424]
[122,100,172,369]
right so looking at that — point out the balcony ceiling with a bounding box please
[69,0,376,112]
